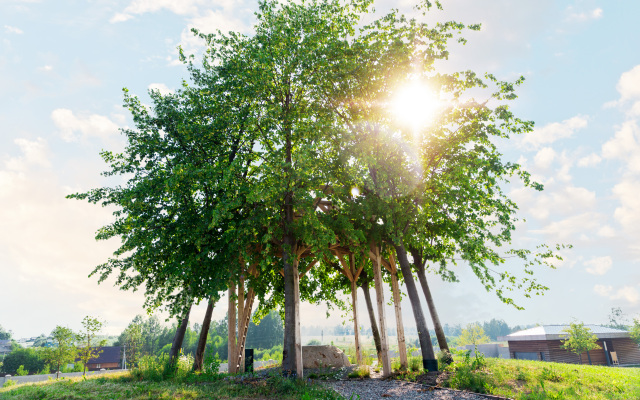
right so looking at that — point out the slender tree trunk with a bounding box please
[587,350,592,365]
[193,297,215,371]
[360,272,382,364]
[410,248,450,353]
[372,245,391,377]
[350,278,363,365]
[281,101,302,378]
[228,283,237,373]
[394,244,437,371]
[169,304,192,362]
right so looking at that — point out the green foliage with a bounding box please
[306,339,321,346]
[630,318,640,345]
[2,379,16,388]
[42,326,77,378]
[482,319,511,341]
[437,350,454,368]
[408,355,422,372]
[347,365,370,379]
[561,321,601,364]
[77,316,106,375]
[457,323,490,347]
[0,348,45,375]
[15,365,27,376]
[122,322,143,368]
[0,324,11,340]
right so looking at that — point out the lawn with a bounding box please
[0,371,343,400]
[438,356,640,400]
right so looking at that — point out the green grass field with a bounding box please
[440,356,640,399]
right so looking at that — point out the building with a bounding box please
[498,325,640,366]
[81,346,122,371]
[0,340,11,357]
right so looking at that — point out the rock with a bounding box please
[302,345,351,368]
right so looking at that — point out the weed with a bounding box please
[2,379,16,388]
[347,365,370,379]
[540,366,562,382]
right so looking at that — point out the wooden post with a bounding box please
[372,244,391,377]
[227,282,237,374]
[237,274,245,372]
[389,253,408,369]
[350,278,363,365]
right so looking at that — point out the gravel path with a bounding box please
[322,380,488,400]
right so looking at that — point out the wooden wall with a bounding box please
[510,338,640,366]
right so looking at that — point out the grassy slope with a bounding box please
[441,357,640,400]
[0,372,343,400]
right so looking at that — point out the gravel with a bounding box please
[322,380,489,400]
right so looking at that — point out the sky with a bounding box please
[1,0,640,340]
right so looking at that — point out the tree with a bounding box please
[0,324,11,340]
[122,322,143,368]
[458,323,490,347]
[43,326,77,378]
[561,321,601,365]
[483,319,511,341]
[628,318,640,346]
[607,307,630,330]
[76,316,106,375]
[1,348,45,375]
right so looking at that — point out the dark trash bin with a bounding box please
[245,348,254,372]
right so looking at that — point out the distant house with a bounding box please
[0,340,11,356]
[498,325,640,366]
[79,346,122,371]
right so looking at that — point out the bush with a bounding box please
[437,350,454,368]
[306,339,321,346]
[2,379,16,388]
[1,348,45,375]
[347,365,370,379]
[408,356,422,372]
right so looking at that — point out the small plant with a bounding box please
[540,366,562,382]
[347,365,370,379]
[2,379,17,388]
[16,365,27,376]
[408,356,422,372]
[437,350,454,368]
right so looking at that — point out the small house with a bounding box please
[498,325,640,366]
[82,346,122,371]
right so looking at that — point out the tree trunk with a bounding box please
[169,304,192,362]
[360,272,382,364]
[193,297,215,371]
[350,278,363,365]
[282,238,302,378]
[587,350,592,365]
[410,248,450,354]
[228,283,237,373]
[394,244,437,371]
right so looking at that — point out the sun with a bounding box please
[391,82,440,131]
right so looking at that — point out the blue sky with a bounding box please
[1,0,640,338]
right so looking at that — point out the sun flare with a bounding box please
[391,83,440,130]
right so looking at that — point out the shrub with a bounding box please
[347,365,370,379]
[2,379,17,388]
[16,365,27,376]
[437,350,454,368]
[408,356,422,372]
[306,339,321,346]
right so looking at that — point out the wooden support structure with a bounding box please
[370,244,391,377]
[228,264,259,374]
[388,253,408,369]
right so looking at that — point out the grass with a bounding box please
[347,365,370,379]
[0,370,344,400]
[439,356,640,400]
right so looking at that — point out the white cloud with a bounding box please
[535,212,600,240]
[617,65,640,103]
[522,115,588,148]
[602,120,640,174]
[594,284,613,297]
[4,25,24,34]
[584,256,613,275]
[3,138,51,171]
[534,147,556,169]
[611,286,640,304]
[148,83,174,95]
[566,7,603,21]
[612,179,640,235]
[577,153,601,167]
[110,0,203,22]
[597,225,615,238]
[51,109,120,142]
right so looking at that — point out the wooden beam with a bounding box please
[351,279,363,365]
[337,254,354,282]
[391,266,408,369]
[371,244,391,377]
[299,259,318,279]
[227,282,237,374]
[369,250,392,273]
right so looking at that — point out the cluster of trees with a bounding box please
[0,324,11,340]
[69,0,565,378]
[114,311,283,367]
[0,317,105,377]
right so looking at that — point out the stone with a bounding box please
[301,345,351,368]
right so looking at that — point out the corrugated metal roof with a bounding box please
[498,325,630,341]
[85,346,121,364]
